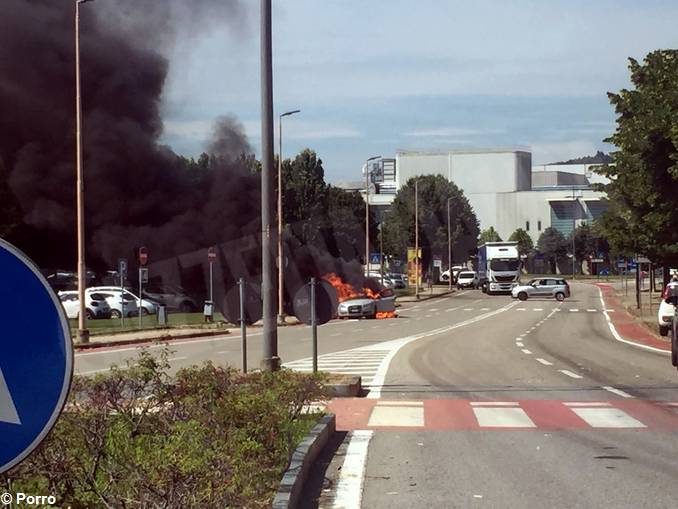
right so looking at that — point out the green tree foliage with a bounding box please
[570,223,609,263]
[508,228,534,256]
[479,226,502,244]
[381,175,479,268]
[537,227,568,273]
[594,50,678,266]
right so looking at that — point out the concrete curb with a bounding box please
[73,329,230,351]
[326,375,362,397]
[272,414,336,509]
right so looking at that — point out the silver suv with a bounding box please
[511,278,571,301]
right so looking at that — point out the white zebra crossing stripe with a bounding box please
[473,407,536,428]
[571,407,646,428]
[0,368,21,425]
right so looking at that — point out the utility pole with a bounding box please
[260,0,279,371]
[277,109,300,325]
[447,197,452,291]
[75,0,94,344]
[572,186,576,278]
[364,156,380,276]
[415,178,420,300]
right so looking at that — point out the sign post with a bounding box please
[118,258,127,328]
[206,247,217,322]
[238,278,247,373]
[138,247,148,329]
[0,240,73,474]
[310,277,318,373]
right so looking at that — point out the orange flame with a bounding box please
[376,311,397,319]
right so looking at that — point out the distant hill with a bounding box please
[549,151,613,165]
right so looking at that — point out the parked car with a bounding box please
[337,287,397,319]
[387,273,407,289]
[58,291,111,319]
[658,281,678,337]
[511,278,570,301]
[142,284,199,313]
[367,272,395,288]
[441,266,465,283]
[87,286,157,315]
[86,288,139,318]
[456,271,478,289]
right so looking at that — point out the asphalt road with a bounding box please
[356,282,678,509]
[73,284,678,508]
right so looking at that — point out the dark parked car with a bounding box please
[142,284,199,312]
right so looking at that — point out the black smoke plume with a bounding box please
[0,0,252,269]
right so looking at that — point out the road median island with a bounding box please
[593,282,670,353]
[1,348,329,507]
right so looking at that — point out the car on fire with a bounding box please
[337,287,396,319]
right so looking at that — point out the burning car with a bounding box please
[325,273,397,319]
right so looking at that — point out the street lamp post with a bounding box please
[364,156,381,276]
[415,178,420,300]
[75,0,94,344]
[572,187,576,278]
[277,109,300,325]
[447,197,453,291]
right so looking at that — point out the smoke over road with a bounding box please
[0,0,253,268]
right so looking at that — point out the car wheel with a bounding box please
[140,308,149,316]
[555,292,565,302]
[85,309,94,320]
[659,325,669,337]
[518,292,528,301]
[110,309,122,319]
[481,283,488,294]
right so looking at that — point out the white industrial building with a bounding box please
[354,148,608,244]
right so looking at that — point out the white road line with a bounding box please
[368,406,424,427]
[470,401,519,406]
[559,369,583,379]
[569,309,579,312]
[354,328,364,332]
[480,307,490,311]
[587,309,597,313]
[521,348,532,355]
[516,342,524,347]
[597,286,670,356]
[429,308,439,312]
[601,386,634,398]
[533,308,543,311]
[473,407,536,428]
[572,407,646,428]
[536,358,553,366]
[565,402,611,407]
[330,332,342,337]
[332,430,373,508]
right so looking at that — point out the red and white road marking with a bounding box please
[327,399,678,431]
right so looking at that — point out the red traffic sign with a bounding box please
[208,247,217,262]
[138,246,148,266]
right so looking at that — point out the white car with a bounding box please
[658,282,678,337]
[87,286,157,315]
[86,288,140,318]
[58,291,111,319]
[456,271,478,289]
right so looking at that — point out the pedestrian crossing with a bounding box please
[327,398,678,431]
[282,348,391,386]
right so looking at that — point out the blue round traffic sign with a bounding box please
[0,240,73,473]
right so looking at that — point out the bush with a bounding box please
[1,349,327,508]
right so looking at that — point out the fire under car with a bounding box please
[337,287,396,319]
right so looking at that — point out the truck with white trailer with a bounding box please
[477,242,521,294]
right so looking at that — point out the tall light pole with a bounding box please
[447,197,453,291]
[260,0,279,371]
[415,178,420,300]
[364,155,381,276]
[277,109,300,325]
[571,186,576,278]
[75,0,94,344]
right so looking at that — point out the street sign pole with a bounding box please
[311,277,318,373]
[239,278,247,373]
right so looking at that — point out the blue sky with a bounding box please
[160,0,678,182]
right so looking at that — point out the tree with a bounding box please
[594,50,678,269]
[537,227,568,273]
[381,175,479,269]
[569,223,609,264]
[479,226,502,244]
[508,228,533,256]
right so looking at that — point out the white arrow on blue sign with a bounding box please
[0,240,73,474]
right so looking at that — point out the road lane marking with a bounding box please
[470,401,519,406]
[536,358,553,366]
[602,386,634,398]
[569,309,579,312]
[463,308,473,311]
[368,406,424,427]
[587,309,597,312]
[473,407,536,428]
[571,407,646,428]
[559,369,583,379]
[480,307,490,311]
[516,308,526,311]
[533,308,543,311]
[521,348,532,355]
[332,430,373,509]
[565,402,611,407]
[597,286,670,355]
[516,342,524,347]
